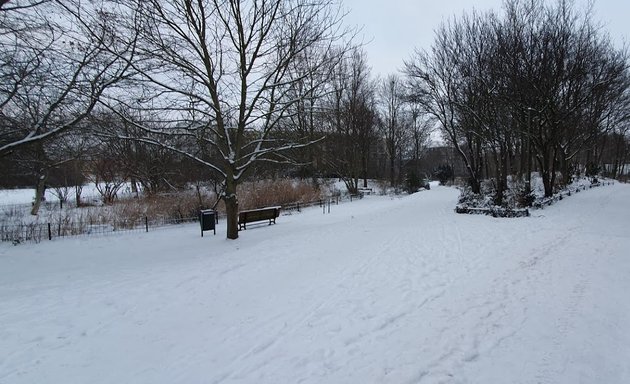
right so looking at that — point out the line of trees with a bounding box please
[2,0,629,238]
[1,0,434,239]
[405,0,630,204]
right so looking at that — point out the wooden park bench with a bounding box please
[238,206,281,230]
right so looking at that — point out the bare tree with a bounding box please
[108,0,352,239]
[0,0,136,157]
[405,18,485,194]
[404,103,433,175]
[379,74,408,187]
[279,45,334,181]
[322,47,376,193]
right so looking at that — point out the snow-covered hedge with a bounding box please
[455,176,614,217]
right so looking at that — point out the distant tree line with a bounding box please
[1,0,629,238]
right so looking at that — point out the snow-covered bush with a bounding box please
[432,164,454,185]
[404,171,422,194]
[457,185,494,209]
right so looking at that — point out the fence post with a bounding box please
[48,223,52,241]
[145,216,149,232]
[328,199,330,214]
[297,202,300,212]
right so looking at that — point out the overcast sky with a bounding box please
[342,0,630,78]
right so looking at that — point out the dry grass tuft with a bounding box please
[237,179,323,210]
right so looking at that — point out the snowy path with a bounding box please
[1,185,629,383]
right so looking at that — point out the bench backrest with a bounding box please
[238,207,280,223]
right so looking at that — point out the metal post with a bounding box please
[48,223,52,241]
[145,216,149,233]
[328,199,330,214]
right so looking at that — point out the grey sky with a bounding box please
[342,0,630,77]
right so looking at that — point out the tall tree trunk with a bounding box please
[495,148,509,206]
[224,176,239,240]
[519,133,526,179]
[492,147,506,206]
[362,152,369,188]
[536,142,556,198]
[75,185,83,207]
[451,140,481,194]
[538,149,553,197]
[389,154,395,187]
[131,177,139,198]
[560,142,575,184]
[470,177,481,195]
[541,171,553,197]
[31,173,47,215]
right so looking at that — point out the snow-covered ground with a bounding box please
[0,187,58,206]
[1,184,629,383]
